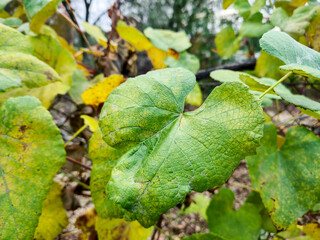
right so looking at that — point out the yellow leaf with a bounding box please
[34,182,68,240]
[80,115,98,131]
[116,21,152,51]
[303,223,320,240]
[147,47,179,69]
[96,217,153,240]
[81,75,124,106]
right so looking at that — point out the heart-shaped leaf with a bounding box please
[0,96,66,239]
[99,67,264,227]
[247,124,320,228]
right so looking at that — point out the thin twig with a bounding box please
[66,156,92,170]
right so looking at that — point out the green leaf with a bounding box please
[82,21,107,43]
[0,96,66,239]
[34,182,68,240]
[181,194,210,220]
[183,233,226,240]
[164,51,200,74]
[247,124,320,228]
[96,217,153,240]
[185,83,203,107]
[0,17,23,27]
[245,191,277,233]
[239,22,273,38]
[271,6,317,35]
[250,0,266,16]
[215,26,242,59]
[260,30,320,80]
[144,27,191,52]
[69,69,92,104]
[89,129,129,219]
[234,0,251,18]
[280,64,320,80]
[210,69,289,95]
[274,90,320,119]
[0,24,60,96]
[99,67,264,227]
[22,0,61,33]
[206,188,262,240]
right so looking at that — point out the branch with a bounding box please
[195,59,256,80]
[66,156,92,170]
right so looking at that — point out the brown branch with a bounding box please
[195,59,256,80]
[150,215,163,240]
[66,156,92,170]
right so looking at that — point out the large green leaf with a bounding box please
[89,129,129,219]
[247,124,320,228]
[239,21,273,38]
[34,182,68,240]
[215,26,242,59]
[260,30,320,80]
[234,0,251,18]
[206,188,262,240]
[144,27,191,52]
[0,24,60,95]
[22,0,61,33]
[0,96,66,239]
[99,67,264,227]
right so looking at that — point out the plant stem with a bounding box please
[278,113,304,127]
[269,0,274,8]
[64,124,88,147]
[66,156,92,170]
[259,71,293,99]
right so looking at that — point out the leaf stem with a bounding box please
[64,124,88,147]
[259,71,293,99]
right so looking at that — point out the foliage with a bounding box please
[0,96,65,239]
[247,124,320,228]
[1,0,320,239]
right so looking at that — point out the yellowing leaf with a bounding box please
[303,223,320,240]
[96,217,153,240]
[28,34,76,108]
[81,75,124,106]
[116,21,152,51]
[81,115,98,131]
[22,0,61,34]
[147,47,179,69]
[185,83,203,107]
[147,46,169,69]
[82,21,107,43]
[34,182,68,240]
